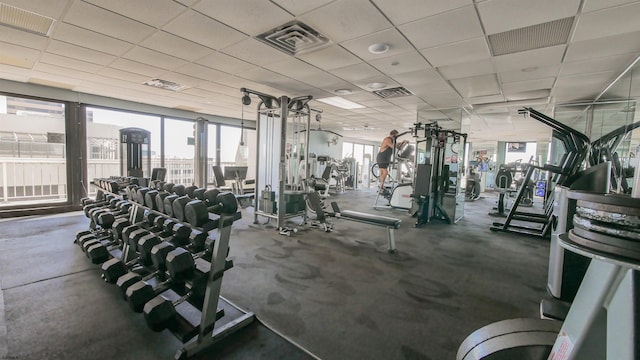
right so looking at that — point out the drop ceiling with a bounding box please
[0,0,639,144]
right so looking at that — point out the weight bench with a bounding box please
[330,202,401,253]
[235,193,254,208]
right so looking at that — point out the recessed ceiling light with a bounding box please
[335,89,352,95]
[367,82,387,90]
[368,43,389,54]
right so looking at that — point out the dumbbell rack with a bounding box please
[88,183,255,359]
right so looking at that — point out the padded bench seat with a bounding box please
[339,210,401,229]
[330,202,401,253]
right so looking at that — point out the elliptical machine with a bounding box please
[373,131,415,209]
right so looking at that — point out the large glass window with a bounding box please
[86,107,160,192]
[0,95,67,206]
[207,123,218,185]
[342,142,353,159]
[164,118,195,185]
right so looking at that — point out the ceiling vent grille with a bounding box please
[373,86,414,99]
[0,3,55,36]
[256,20,332,56]
[143,78,187,91]
[488,17,574,56]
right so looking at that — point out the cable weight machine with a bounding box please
[410,122,467,226]
[240,88,313,234]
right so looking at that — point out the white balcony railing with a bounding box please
[1,157,244,206]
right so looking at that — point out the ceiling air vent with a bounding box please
[488,17,574,56]
[373,86,414,99]
[143,78,187,91]
[0,2,56,36]
[256,20,332,56]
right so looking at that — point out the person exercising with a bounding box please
[376,129,408,194]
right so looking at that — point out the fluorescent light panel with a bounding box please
[316,96,364,110]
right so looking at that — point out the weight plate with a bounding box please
[576,206,640,227]
[567,229,640,262]
[573,214,640,241]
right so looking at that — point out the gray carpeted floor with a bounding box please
[0,189,551,359]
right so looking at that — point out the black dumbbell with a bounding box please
[142,253,234,331]
[115,241,176,298]
[125,247,197,312]
[183,192,238,227]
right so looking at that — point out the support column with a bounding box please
[194,117,208,188]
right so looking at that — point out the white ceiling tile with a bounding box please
[299,0,392,43]
[297,45,362,71]
[438,59,495,80]
[411,84,457,97]
[196,81,238,96]
[63,1,155,43]
[398,6,483,49]
[372,0,471,25]
[83,0,186,27]
[559,53,637,77]
[1,0,69,18]
[271,0,335,16]
[553,71,617,101]
[195,52,256,75]
[52,23,132,55]
[339,28,415,61]
[391,69,443,87]
[0,25,49,50]
[564,31,640,61]
[163,10,247,50]
[555,71,617,89]
[493,45,565,73]
[477,0,581,34]
[368,51,432,76]
[39,53,104,74]
[330,63,382,83]
[46,40,116,66]
[0,41,41,68]
[221,38,292,66]
[427,96,467,109]
[109,59,166,78]
[420,37,491,67]
[174,63,228,82]
[140,32,212,61]
[450,74,500,97]
[572,2,640,41]
[194,0,294,36]
[123,47,188,70]
[99,67,150,84]
[28,72,80,90]
[154,72,205,88]
[0,64,31,82]
[465,94,506,104]
[262,58,343,88]
[505,89,551,101]
[583,0,639,12]
[502,78,555,95]
[499,65,560,83]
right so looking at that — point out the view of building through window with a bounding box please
[0,95,67,205]
[0,95,257,205]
